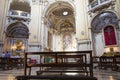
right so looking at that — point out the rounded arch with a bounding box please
[6,22,29,38]
[42,1,76,18]
[91,10,119,21]
[43,1,75,33]
[45,1,74,17]
[91,11,119,33]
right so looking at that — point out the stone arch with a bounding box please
[43,1,75,18]
[6,22,29,38]
[91,11,119,33]
[44,1,75,33]
[43,1,76,51]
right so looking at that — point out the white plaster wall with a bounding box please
[75,0,92,52]
[0,1,4,32]
[0,0,8,41]
[28,46,41,52]
[116,0,120,18]
[94,33,104,56]
[27,2,44,52]
[78,44,87,51]
[29,3,41,43]
[78,41,91,51]
[53,35,62,51]
[75,0,89,40]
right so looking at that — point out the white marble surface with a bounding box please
[0,68,120,80]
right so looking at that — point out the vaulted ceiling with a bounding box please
[45,1,75,33]
[6,22,29,38]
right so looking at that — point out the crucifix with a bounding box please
[105,27,113,45]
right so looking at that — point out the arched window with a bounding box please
[103,25,117,46]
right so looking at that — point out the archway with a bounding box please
[44,1,76,51]
[91,11,119,56]
[4,22,29,54]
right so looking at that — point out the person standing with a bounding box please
[3,51,11,70]
[1,52,5,69]
[1,52,5,57]
[5,51,10,58]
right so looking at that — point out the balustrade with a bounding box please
[88,0,115,12]
[8,10,31,19]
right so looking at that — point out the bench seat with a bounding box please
[16,75,97,80]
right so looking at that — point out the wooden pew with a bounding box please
[16,75,97,80]
[114,55,120,71]
[97,55,120,71]
[99,56,114,70]
[24,51,93,77]
[0,57,24,70]
[92,56,100,69]
[0,57,11,70]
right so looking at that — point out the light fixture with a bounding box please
[63,11,68,16]
[65,72,78,75]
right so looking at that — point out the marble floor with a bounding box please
[0,68,120,80]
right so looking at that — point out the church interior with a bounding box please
[0,0,120,80]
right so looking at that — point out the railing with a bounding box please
[88,0,115,12]
[7,10,31,19]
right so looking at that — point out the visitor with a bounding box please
[5,51,10,58]
[1,52,5,57]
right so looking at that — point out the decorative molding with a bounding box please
[32,0,48,5]
[88,0,116,13]
[78,40,91,44]
[91,11,119,33]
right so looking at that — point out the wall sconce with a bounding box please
[11,45,17,52]
[21,45,25,52]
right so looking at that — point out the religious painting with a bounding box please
[103,26,117,46]
[16,40,23,51]
[63,34,72,50]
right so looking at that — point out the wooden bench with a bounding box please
[93,55,120,71]
[114,55,120,71]
[24,51,93,77]
[92,56,100,69]
[0,57,24,70]
[36,70,89,75]
[16,75,97,80]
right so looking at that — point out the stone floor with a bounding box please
[0,68,120,80]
